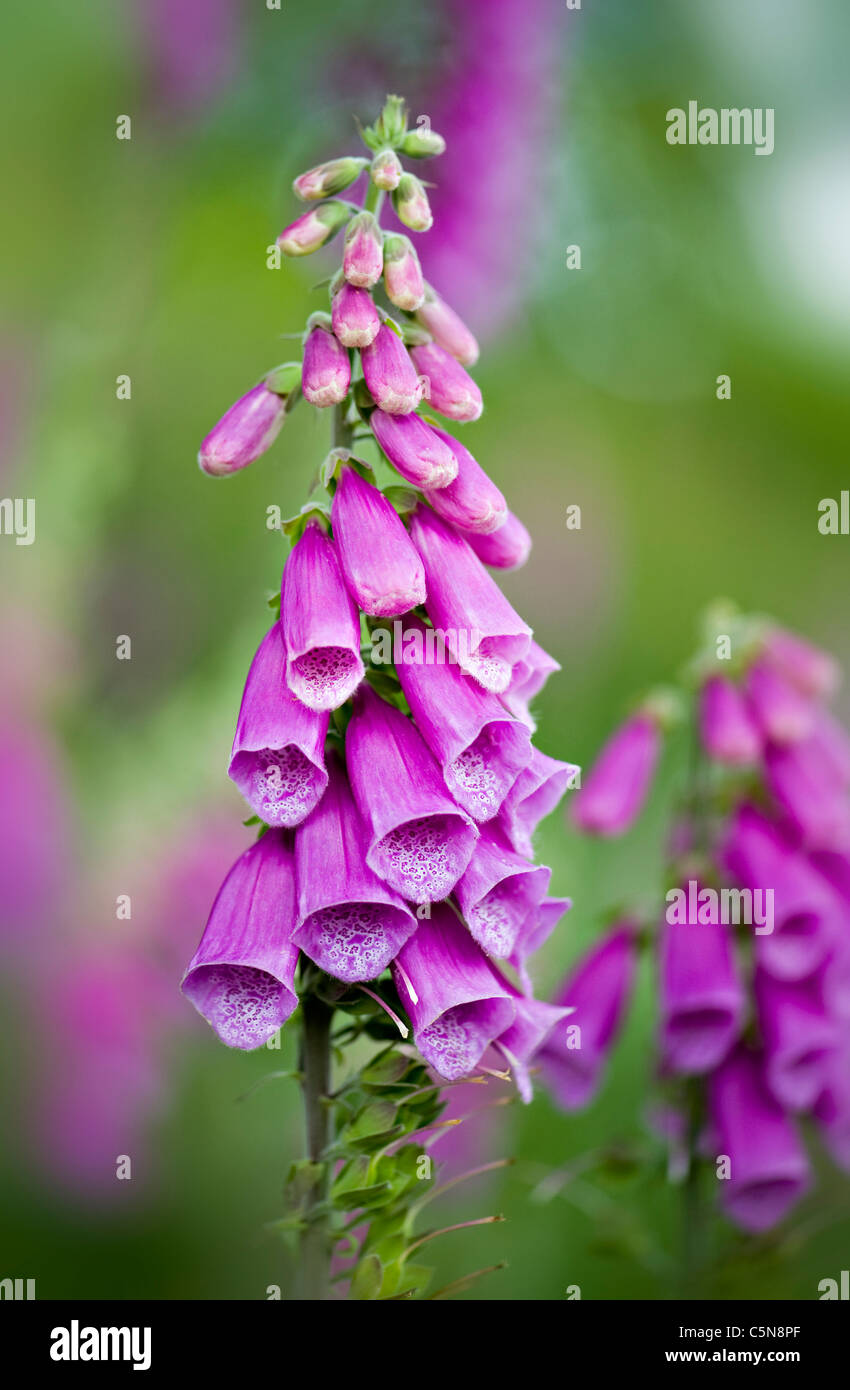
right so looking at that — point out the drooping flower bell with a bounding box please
[292,752,416,982]
[181,830,300,1050]
[453,821,550,958]
[228,624,329,827]
[391,904,515,1080]
[423,427,507,535]
[708,1046,810,1233]
[536,925,637,1110]
[658,897,745,1075]
[699,675,761,766]
[345,683,478,902]
[395,615,532,821]
[571,711,660,836]
[391,173,433,231]
[466,512,532,571]
[280,518,364,711]
[293,156,369,201]
[409,504,531,694]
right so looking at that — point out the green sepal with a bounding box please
[320,447,374,491]
[280,502,331,542]
[382,485,420,515]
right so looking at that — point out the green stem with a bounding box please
[298,992,333,1300]
[333,399,354,450]
[681,1078,704,1297]
[363,183,385,218]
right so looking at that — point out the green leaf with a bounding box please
[350,1254,384,1301]
[341,1100,403,1151]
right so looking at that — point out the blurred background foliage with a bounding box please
[1,0,848,1299]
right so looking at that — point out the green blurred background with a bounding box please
[1,0,848,1299]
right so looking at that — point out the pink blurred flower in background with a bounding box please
[414,0,562,339]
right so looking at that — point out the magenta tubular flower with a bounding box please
[383,234,425,312]
[708,1046,810,1232]
[815,1046,850,1171]
[467,512,532,571]
[410,341,483,423]
[764,736,848,846]
[409,505,531,693]
[745,657,815,746]
[754,972,837,1112]
[510,896,572,991]
[723,804,838,980]
[345,684,478,902]
[572,712,660,837]
[331,281,380,349]
[501,640,561,730]
[762,627,839,699]
[331,464,425,617]
[658,907,745,1075]
[809,708,850,786]
[342,211,384,287]
[699,675,762,766]
[292,156,368,201]
[370,408,458,488]
[454,822,550,958]
[495,992,571,1103]
[198,381,287,476]
[181,831,300,1049]
[497,748,578,858]
[277,200,350,256]
[281,519,364,710]
[293,753,416,981]
[391,903,515,1080]
[227,624,329,827]
[360,324,424,415]
[423,427,507,535]
[415,287,479,366]
[535,926,637,1110]
[395,615,532,820]
[301,315,350,407]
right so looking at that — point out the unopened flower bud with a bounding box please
[331,280,381,349]
[199,371,297,477]
[416,285,479,365]
[400,127,446,158]
[292,156,369,201]
[371,149,403,191]
[383,234,425,311]
[302,313,351,408]
[277,201,350,257]
[360,323,423,415]
[392,173,433,232]
[410,341,483,422]
[343,211,384,287]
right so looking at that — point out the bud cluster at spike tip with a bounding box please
[183,96,579,1105]
[562,610,850,1234]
